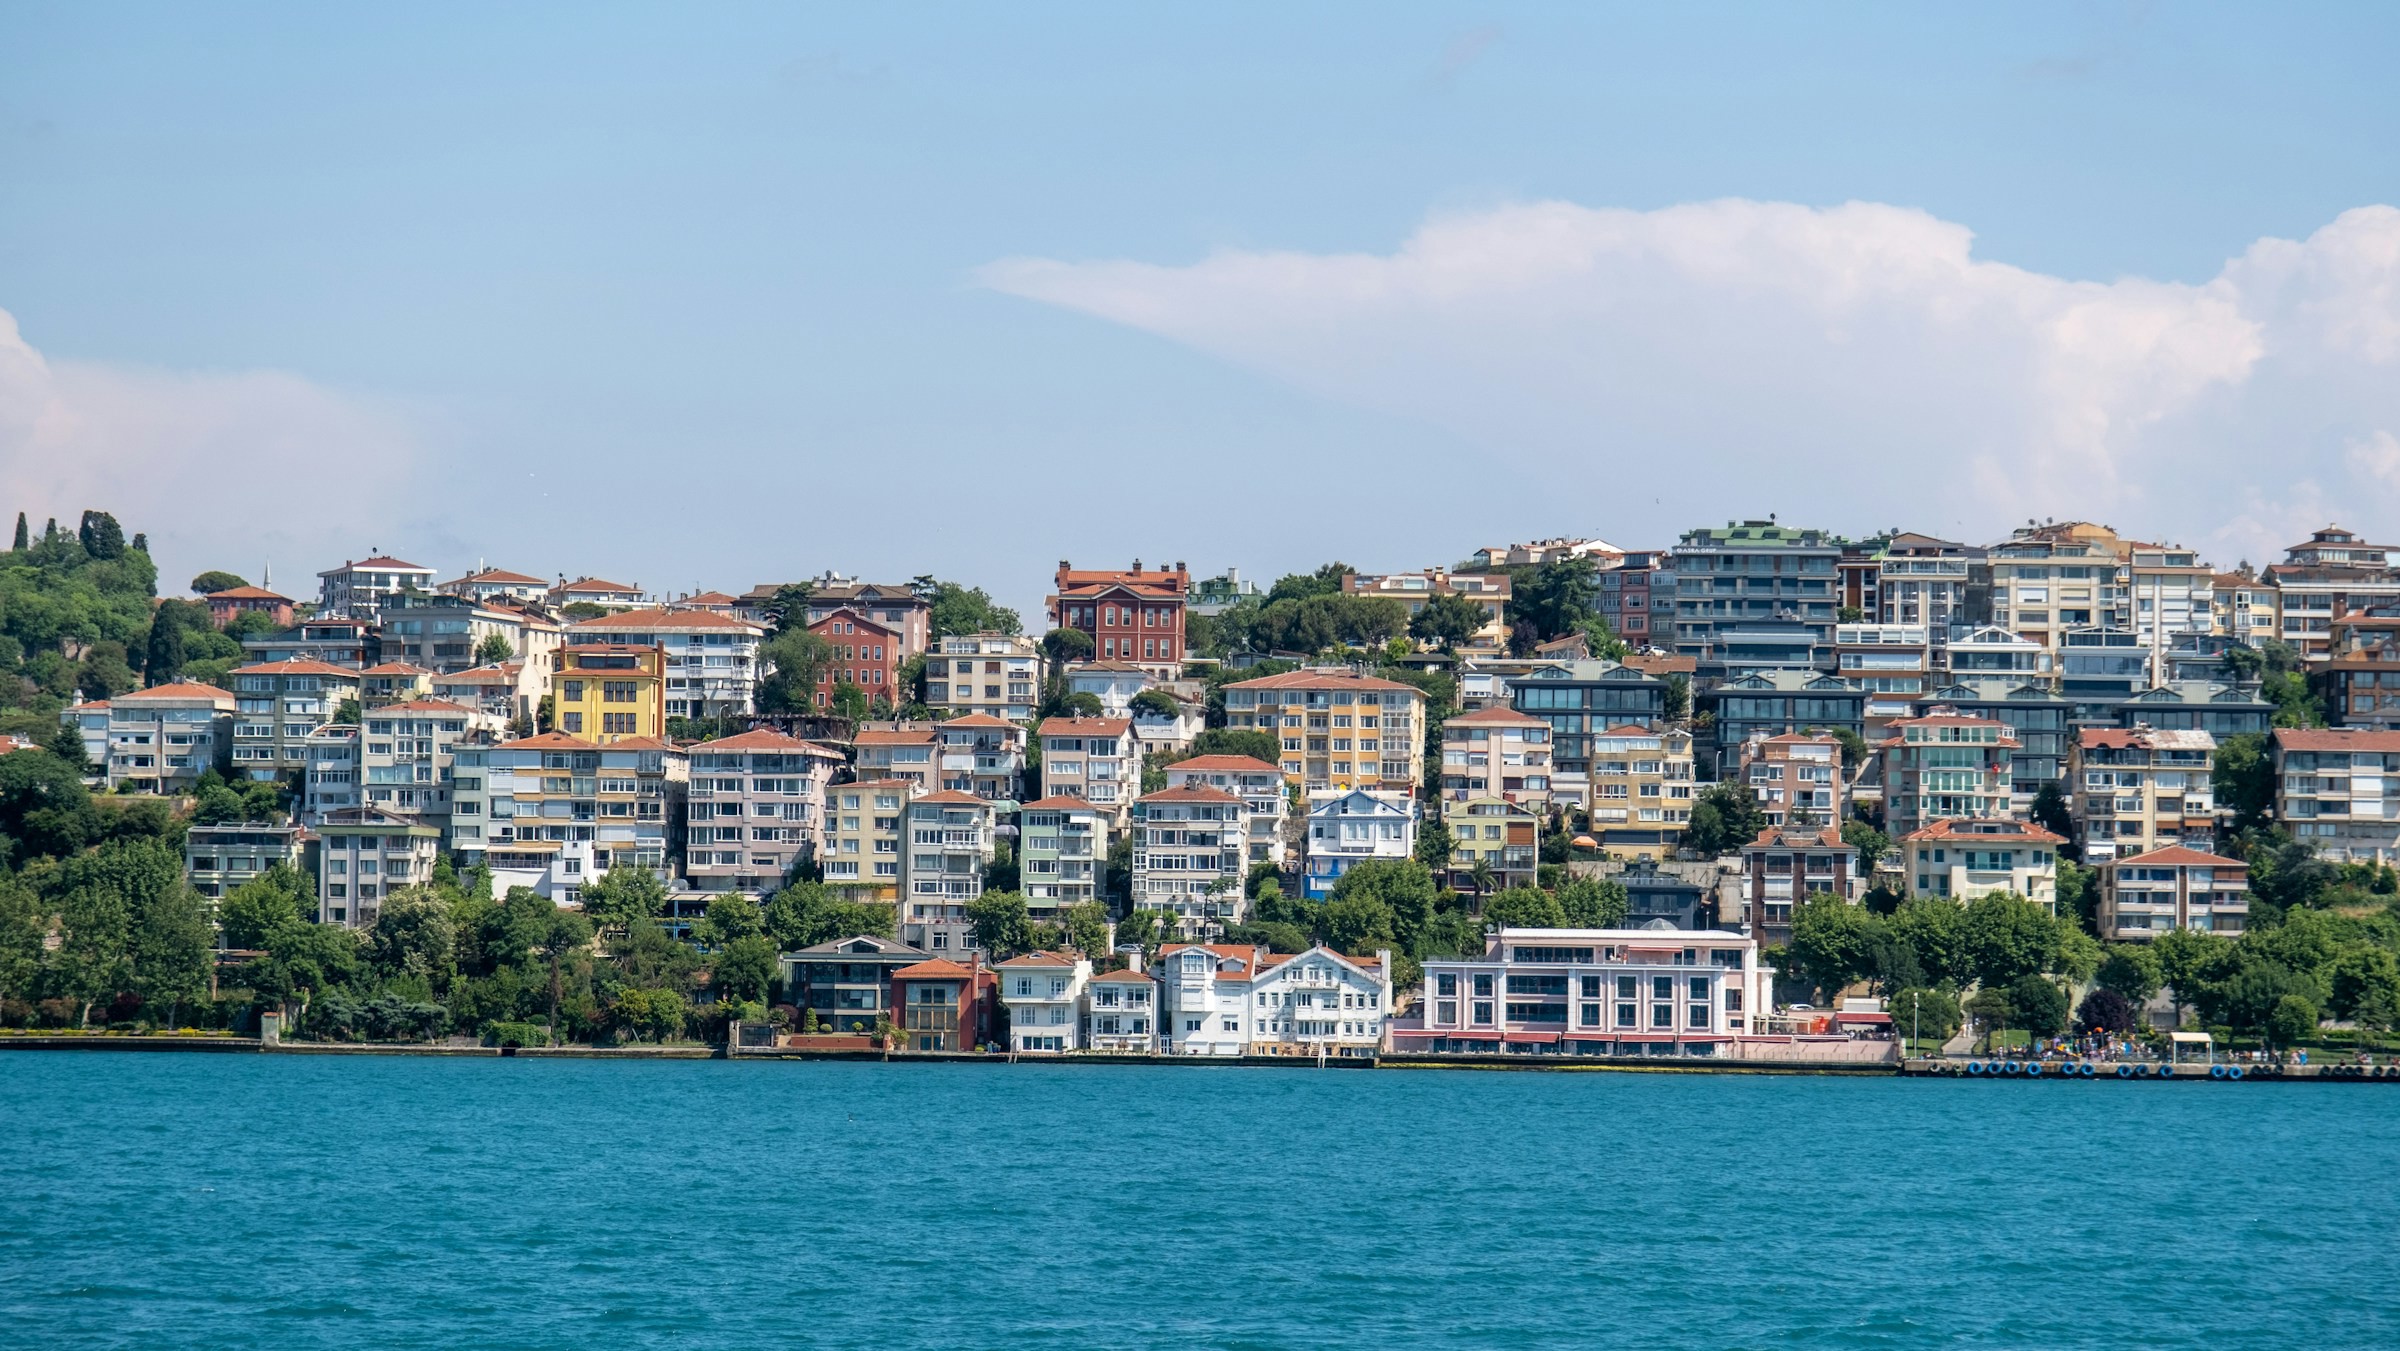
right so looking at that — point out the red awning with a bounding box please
[1501,1031,1561,1044]
[1834,1011,1893,1025]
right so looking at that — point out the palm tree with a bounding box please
[1468,856,1497,902]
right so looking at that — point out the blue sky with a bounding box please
[3,3,2397,615]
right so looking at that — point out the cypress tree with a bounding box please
[11,512,25,550]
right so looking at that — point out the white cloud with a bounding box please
[982,199,2400,562]
[0,306,428,593]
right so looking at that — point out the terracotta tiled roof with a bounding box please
[1167,754,1282,775]
[372,699,475,715]
[911,790,989,807]
[361,661,431,676]
[2110,844,2247,868]
[1226,669,1420,694]
[2272,728,2400,753]
[116,681,233,702]
[231,659,360,677]
[1901,818,2065,845]
[942,713,1018,728]
[568,606,760,632]
[1746,825,1847,849]
[1089,968,1156,983]
[1038,715,1132,737]
[892,958,976,979]
[995,950,1082,968]
[332,555,428,571]
[1136,784,1243,805]
[554,577,641,593]
[205,585,290,601]
[1019,795,1100,811]
[444,568,546,586]
[853,728,938,745]
[688,728,840,753]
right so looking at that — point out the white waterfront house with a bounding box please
[997,950,1091,1052]
[1155,942,1392,1057]
[1302,789,1416,899]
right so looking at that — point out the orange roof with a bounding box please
[1902,818,2065,845]
[1227,669,1419,694]
[679,591,739,605]
[361,661,431,676]
[911,790,989,807]
[688,728,841,753]
[117,681,232,701]
[1038,715,1132,737]
[995,950,1082,968]
[942,713,1018,729]
[1137,784,1242,805]
[853,727,937,745]
[1167,754,1281,775]
[341,555,427,571]
[231,659,359,678]
[1089,968,1156,983]
[568,606,759,631]
[205,585,289,601]
[1746,825,1847,849]
[2272,728,2400,752]
[373,699,475,715]
[2111,844,2247,868]
[432,665,517,684]
[1158,943,1268,974]
[1019,795,1101,811]
[502,732,598,750]
[892,958,976,979]
[445,568,547,586]
[554,577,641,593]
[1446,705,1546,726]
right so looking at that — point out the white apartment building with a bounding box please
[378,595,561,678]
[230,660,364,784]
[1834,622,1931,724]
[566,607,764,719]
[1037,715,1136,827]
[1342,569,1512,651]
[66,683,234,793]
[926,633,1040,721]
[903,790,997,956]
[437,567,550,604]
[1085,967,1159,1052]
[2271,728,2400,861]
[1163,754,1289,865]
[316,554,437,619]
[1155,943,1268,1056]
[1244,946,1392,1057]
[301,724,361,819]
[682,729,843,895]
[314,806,442,929]
[1438,705,1554,811]
[1132,785,1250,939]
[1302,789,1416,900]
[356,698,503,838]
[454,732,682,906]
[2099,845,2251,940]
[2069,725,2217,862]
[1019,795,1104,921]
[998,951,1091,1052]
[932,714,1026,804]
[1900,818,2063,909]
[1398,928,1769,1057]
[853,726,939,791]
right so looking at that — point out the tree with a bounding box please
[1189,728,1280,765]
[1683,781,1768,855]
[2054,858,2098,932]
[694,892,766,947]
[190,570,248,595]
[2212,733,2274,835]
[1408,591,1488,650]
[758,628,835,714]
[1889,985,1962,1046]
[830,680,870,720]
[1129,689,1180,720]
[966,890,1034,959]
[1662,674,1690,723]
[578,867,666,934]
[2267,992,2320,1047]
[2029,782,2074,841]
[43,721,90,774]
[1960,893,2059,987]
[2007,974,2069,1037]
[1787,894,1876,1001]
[2330,945,2400,1022]
[1556,877,1629,928]
[76,642,138,702]
[1507,556,1601,647]
[2094,943,2163,1004]
[367,886,458,987]
[611,986,688,1043]
[1413,818,1453,871]
[711,934,777,1005]
[1059,691,1104,718]
[2152,926,2232,1028]
[475,633,515,665]
[141,599,209,685]
[921,580,1022,639]
[129,875,214,1025]
[77,511,126,560]
[1057,900,1112,960]
[1483,885,1566,929]
[1040,627,1094,666]
[1327,859,1439,955]
[11,512,25,551]
[1319,892,1396,954]
[2075,987,2139,1035]
[219,865,313,948]
[762,880,894,950]
[1840,820,1889,870]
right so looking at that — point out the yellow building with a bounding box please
[1444,795,1538,892]
[822,777,913,903]
[1585,724,1696,859]
[1219,668,1427,796]
[551,644,666,744]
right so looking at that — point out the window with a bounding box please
[562,712,584,733]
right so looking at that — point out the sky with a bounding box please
[2,3,2398,621]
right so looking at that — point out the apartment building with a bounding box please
[380,594,563,678]
[903,790,997,955]
[567,607,762,719]
[1019,795,1104,920]
[821,778,913,902]
[682,729,842,896]
[1154,942,1390,1057]
[547,577,648,612]
[457,733,681,907]
[1444,796,1539,893]
[998,951,1092,1052]
[1219,668,1425,796]
[184,822,308,902]
[204,585,294,629]
[1878,709,2016,840]
[354,698,501,836]
[1162,754,1288,865]
[807,607,902,707]
[2069,726,2217,861]
[853,725,938,790]
[314,806,441,929]
[1047,560,1189,673]
[2264,526,2400,659]
[2212,572,2280,647]
[2126,543,2216,659]
[1738,733,1846,830]
[1400,928,1767,1057]
[891,956,999,1052]
[1472,537,1624,568]
[1877,533,1977,629]
[1036,715,1137,825]
[1084,966,1159,1052]
[301,724,360,818]
[437,567,549,604]
[430,664,531,724]
[932,714,1026,804]
[1986,527,2121,650]
[1942,625,2054,682]
[1738,827,1860,942]
[1302,789,1414,899]
[229,660,363,783]
[1834,622,1931,724]
[1343,569,1511,652]
[68,683,235,793]
[240,618,376,668]
[925,633,1040,721]
[1900,819,2062,908]
[1509,660,1672,801]
[2324,611,2400,729]
[316,554,436,619]
[1595,550,1664,647]
[2099,846,2251,940]
[1669,520,1844,663]
[550,644,666,743]
[804,580,932,659]
[1133,785,1250,937]
[1695,671,1865,779]
[2270,728,2400,861]
[359,661,433,707]
[1584,724,1696,859]
[1911,681,2074,807]
[1439,705,1554,811]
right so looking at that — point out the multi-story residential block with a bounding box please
[853,725,938,790]
[1084,966,1159,1052]
[359,661,433,707]
[1738,733,1846,830]
[925,633,1041,721]
[997,951,1092,1052]
[301,723,360,819]
[241,618,375,668]
[780,935,931,1036]
[2212,571,2280,646]
[430,663,531,724]
[1472,537,1624,568]
[1162,754,1288,865]
[379,594,563,679]
[1508,660,1670,802]
[1302,789,1414,900]
[355,698,500,835]
[1063,661,1160,714]
[1036,714,1137,824]
[204,585,294,630]
[2270,728,2400,861]
[2266,526,2400,659]
[1151,942,1265,1055]
[2099,846,2251,940]
[1834,622,1931,724]
[437,567,550,605]
[1400,927,1766,1057]
[807,606,902,708]
[547,577,648,612]
[316,554,436,620]
[1900,819,2062,908]
[1343,569,1511,652]
[1219,669,1425,796]
[1878,709,2015,840]
[1047,560,1189,672]
[1877,533,1978,629]
[550,644,666,743]
[185,822,308,902]
[1243,946,1392,1057]
[804,579,933,659]
[230,660,363,783]
[462,732,682,907]
[66,682,235,793]
[1941,624,2055,681]
[1134,785,1250,936]
[1439,705,1553,810]
[891,956,999,1052]
[566,607,761,719]
[2099,681,2273,739]
[1584,724,1696,859]
[682,729,841,896]
[1695,670,1865,779]
[2126,542,2216,661]
[1910,680,2073,807]
[1986,525,2122,650]
[821,778,912,902]
[2069,726,2216,862]
[1018,795,1104,921]
[932,714,1026,804]
[1595,550,1664,647]
[2322,610,2400,729]
[1443,796,1538,892]
[1669,520,1844,664]
[902,790,997,955]
[313,806,441,929]
[1738,826,1859,942]
[2058,627,2151,717]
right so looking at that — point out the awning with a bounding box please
[2170,1031,2214,1044]
[1501,1031,1561,1044]
[1834,1011,1893,1025]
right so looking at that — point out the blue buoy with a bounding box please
[2115,1064,2133,1078]
[2209,1064,2228,1079]
[2079,1062,2096,1077]
[2159,1065,2176,1078]
[2024,1062,2043,1078]
[2228,1066,2245,1080]
[1967,1061,1984,1075]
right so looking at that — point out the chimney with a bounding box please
[1132,558,1143,574]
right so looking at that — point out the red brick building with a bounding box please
[890,956,999,1052]
[205,585,296,629]
[1048,560,1189,671]
[808,607,901,707]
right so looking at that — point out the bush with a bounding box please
[2075,987,2139,1035]
[485,1021,551,1048]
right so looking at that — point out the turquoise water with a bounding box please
[2,1056,2396,1349]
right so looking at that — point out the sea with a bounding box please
[1,1053,2394,1349]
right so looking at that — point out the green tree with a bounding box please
[918,579,1022,639]
[1413,818,1453,871]
[2330,945,2400,1022]
[1188,728,1281,765]
[758,628,836,714]
[1506,556,1600,647]
[190,570,248,595]
[1483,885,1567,929]
[367,886,458,988]
[12,512,27,551]
[611,986,689,1043]
[2152,926,2232,1028]
[1889,985,1962,1046]
[2075,986,2139,1034]
[475,632,515,664]
[1040,627,1094,666]
[694,892,766,947]
[1556,877,1629,928]
[44,721,90,774]
[711,934,778,1004]
[1328,859,1438,955]
[129,874,214,1025]
[2029,781,2074,840]
[1662,674,1690,722]
[1408,591,1488,649]
[1129,688,1181,719]
[1683,781,1768,855]
[2094,943,2163,1004]
[1960,892,2058,987]
[2054,858,2098,932]
[1787,894,1877,1001]
[1840,820,1890,870]
[2211,733,2275,835]
[967,889,1035,958]
[1319,891,1396,954]
[219,865,313,947]
[2267,992,2320,1046]
[2007,974,2069,1036]
[77,510,127,560]
[578,866,666,934]
[1057,900,1113,960]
